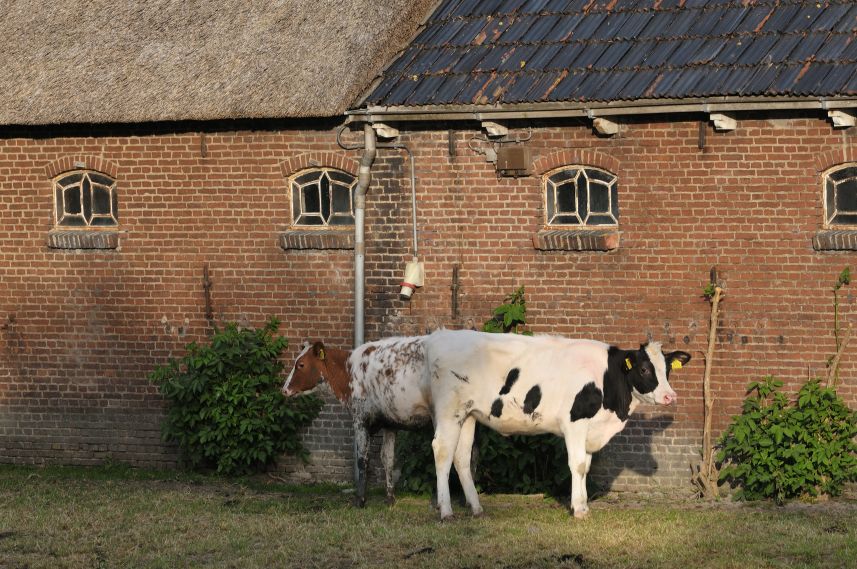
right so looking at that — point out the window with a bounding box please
[291,168,356,227]
[533,165,620,251]
[824,164,857,227]
[54,170,118,228]
[544,166,618,227]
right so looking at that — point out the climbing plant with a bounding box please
[716,267,857,502]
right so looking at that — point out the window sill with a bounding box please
[813,229,857,251]
[279,230,354,250]
[47,230,119,250]
[532,229,620,251]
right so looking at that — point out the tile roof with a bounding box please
[364,0,857,108]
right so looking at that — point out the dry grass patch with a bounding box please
[0,465,854,569]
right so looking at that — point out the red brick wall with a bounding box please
[1,113,855,491]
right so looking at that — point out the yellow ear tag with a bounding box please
[318,348,325,361]
[625,358,633,370]
[671,360,682,371]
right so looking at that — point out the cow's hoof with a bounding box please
[472,509,484,518]
[385,495,396,506]
[573,507,590,520]
[353,497,367,508]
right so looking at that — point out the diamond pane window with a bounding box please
[54,171,118,228]
[545,166,618,226]
[291,168,356,227]
[824,165,857,227]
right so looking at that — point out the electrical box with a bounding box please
[495,144,531,177]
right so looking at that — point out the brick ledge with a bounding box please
[532,229,620,251]
[813,229,857,251]
[47,230,119,250]
[279,230,354,250]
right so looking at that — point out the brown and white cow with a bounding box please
[282,336,476,507]
[423,329,690,520]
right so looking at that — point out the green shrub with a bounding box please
[150,318,323,475]
[396,428,570,496]
[716,375,857,503]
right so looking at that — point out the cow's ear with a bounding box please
[623,351,638,373]
[666,351,691,370]
[312,341,326,360]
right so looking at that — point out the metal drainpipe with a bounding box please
[337,124,419,346]
[353,124,376,348]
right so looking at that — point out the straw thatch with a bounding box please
[0,0,437,125]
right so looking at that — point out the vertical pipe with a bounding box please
[353,124,376,348]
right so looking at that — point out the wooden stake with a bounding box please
[701,285,722,496]
[827,326,852,389]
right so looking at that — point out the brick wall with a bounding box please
[1,113,855,493]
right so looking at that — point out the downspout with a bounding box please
[338,124,421,344]
[353,123,376,348]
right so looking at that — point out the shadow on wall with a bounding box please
[588,414,676,495]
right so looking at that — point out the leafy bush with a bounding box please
[398,286,572,496]
[717,375,857,503]
[150,318,323,475]
[396,427,570,496]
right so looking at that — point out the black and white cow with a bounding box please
[424,329,690,520]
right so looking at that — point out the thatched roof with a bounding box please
[0,0,437,125]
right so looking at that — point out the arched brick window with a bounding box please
[544,166,618,227]
[824,164,857,227]
[54,170,119,228]
[290,168,356,227]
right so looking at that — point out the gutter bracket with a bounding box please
[828,110,856,128]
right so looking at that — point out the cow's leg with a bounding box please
[380,428,397,505]
[452,415,482,516]
[432,419,463,520]
[561,422,591,519]
[353,420,371,508]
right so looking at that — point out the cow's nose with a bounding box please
[662,392,677,405]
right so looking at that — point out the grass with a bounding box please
[0,464,854,569]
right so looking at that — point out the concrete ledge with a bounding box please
[279,230,354,250]
[47,230,119,250]
[532,229,620,251]
[813,230,857,251]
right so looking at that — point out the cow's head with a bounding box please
[282,341,328,397]
[623,342,690,406]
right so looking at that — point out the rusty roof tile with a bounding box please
[365,0,857,108]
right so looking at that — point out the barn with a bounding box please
[1,0,855,493]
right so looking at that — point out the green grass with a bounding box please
[0,465,854,569]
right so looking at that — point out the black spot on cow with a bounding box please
[523,385,542,414]
[490,398,504,418]
[451,370,469,383]
[570,382,602,421]
[499,368,520,395]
